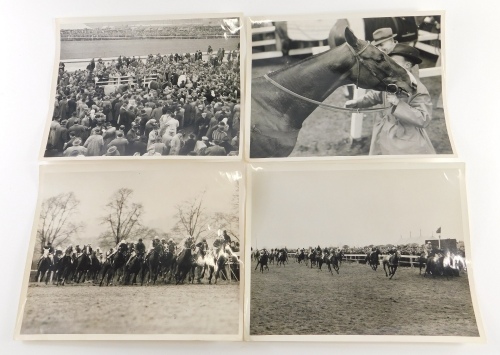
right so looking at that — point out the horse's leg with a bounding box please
[383,261,389,277]
[389,266,397,280]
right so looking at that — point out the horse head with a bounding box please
[343,27,417,96]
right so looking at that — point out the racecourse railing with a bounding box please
[343,253,422,267]
[61,35,240,41]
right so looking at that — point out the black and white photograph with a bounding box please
[44,15,242,159]
[247,14,453,159]
[246,163,482,340]
[15,162,243,340]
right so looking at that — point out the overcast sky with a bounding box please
[250,167,466,250]
[39,165,241,246]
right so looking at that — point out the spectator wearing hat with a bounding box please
[102,122,117,149]
[371,27,398,54]
[203,139,226,156]
[107,131,129,156]
[151,137,168,155]
[55,119,69,152]
[179,133,197,155]
[84,128,104,156]
[345,44,434,155]
[103,146,120,156]
[63,131,77,151]
[63,138,87,157]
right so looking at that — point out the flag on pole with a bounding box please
[436,227,441,233]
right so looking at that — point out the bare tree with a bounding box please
[101,188,143,245]
[173,191,209,242]
[37,192,83,254]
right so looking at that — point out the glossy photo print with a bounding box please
[246,13,453,159]
[43,14,243,160]
[245,162,482,342]
[16,162,244,340]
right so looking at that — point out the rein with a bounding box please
[263,42,393,114]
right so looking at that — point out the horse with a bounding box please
[158,250,176,284]
[145,244,162,285]
[367,249,382,271]
[34,255,52,284]
[255,251,269,273]
[297,250,305,264]
[174,247,193,285]
[329,253,340,275]
[123,253,145,285]
[417,253,428,275]
[277,251,287,267]
[55,254,74,286]
[250,27,417,158]
[73,245,92,283]
[99,250,127,286]
[191,246,215,284]
[309,250,317,268]
[88,251,102,283]
[382,250,401,279]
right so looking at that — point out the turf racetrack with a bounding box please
[21,282,240,335]
[250,261,478,336]
[60,38,240,60]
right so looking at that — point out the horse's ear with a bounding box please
[344,27,360,48]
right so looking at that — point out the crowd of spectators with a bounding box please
[61,25,238,40]
[46,45,241,158]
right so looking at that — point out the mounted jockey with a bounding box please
[166,238,176,254]
[64,245,73,257]
[146,236,161,258]
[177,235,195,257]
[424,241,433,257]
[195,237,209,257]
[40,241,55,265]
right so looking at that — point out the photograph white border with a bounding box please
[15,160,246,341]
[244,11,457,162]
[38,13,246,162]
[244,161,484,342]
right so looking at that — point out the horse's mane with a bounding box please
[264,43,347,76]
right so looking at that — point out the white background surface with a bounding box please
[1,0,499,353]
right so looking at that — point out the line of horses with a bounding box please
[365,248,466,279]
[252,249,344,275]
[251,247,467,281]
[34,244,240,287]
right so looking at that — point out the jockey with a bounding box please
[64,245,73,256]
[40,241,55,264]
[166,238,176,254]
[135,238,146,258]
[424,242,433,257]
[75,244,82,256]
[195,237,209,256]
[177,235,194,256]
[161,238,167,252]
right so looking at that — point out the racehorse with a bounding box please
[99,250,127,286]
[35,255,52,284]
[145,244,162,285]
[74,245,92,283]
[56,253,74,286]
[328,253,340,275]
[123,253,145,285]
[367,248,382,271]
[382,250,401,279]
[159,250,176,284]
[192,246,216,284]
[309,250,317,268]
[255,250,269,273]
[174,247,193,285]
[277,250,287,267]
[250,27,417,158]
[88,251,102,283]
[297,250,305,264]
[417,252,428,275]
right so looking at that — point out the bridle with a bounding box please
[263,42,406,114]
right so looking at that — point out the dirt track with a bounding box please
[21,282,240,335]
[250,261,479,336]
